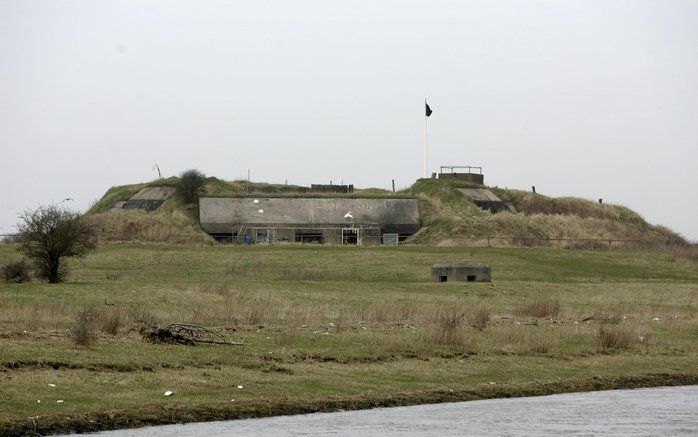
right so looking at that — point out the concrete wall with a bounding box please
[431,263,491,282]
[200,197,420,238]
[438,173,484,185]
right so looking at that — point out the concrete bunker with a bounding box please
[199,197,420,246]
[431,263,491,282]
[457,188,517,214]
[112,187,175,212]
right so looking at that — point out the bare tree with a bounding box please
[15,205,97,283]
[177,169,206,204]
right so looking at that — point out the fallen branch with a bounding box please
[138,323,246,346]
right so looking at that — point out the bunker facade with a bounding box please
[199,197,420,245]
[431,263,491,282]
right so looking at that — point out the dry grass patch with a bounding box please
[95,306,127,335]
[469,306,491,331]
[423,311,478,353]
[665,244,698,262]
[596,324,641,349]
[365,299,419,325]
[519,297,560,318]
[69,309,96,347]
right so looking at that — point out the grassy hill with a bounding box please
[87,177,685,247]
[409,179,684,247]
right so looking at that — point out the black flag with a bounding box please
[425,101,433,117]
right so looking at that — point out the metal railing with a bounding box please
[440,165,483,175]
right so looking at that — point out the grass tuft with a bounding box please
[519,298,561,318]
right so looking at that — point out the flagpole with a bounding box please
[423,113,427,179]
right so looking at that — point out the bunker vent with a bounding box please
[432,263,491,282]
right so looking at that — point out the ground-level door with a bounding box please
[342,228,360,245]
[254,228,275,245]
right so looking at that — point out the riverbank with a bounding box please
[5,373,697,436]
[1,244,696,435]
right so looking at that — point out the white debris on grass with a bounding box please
[237,385,244,389]
[164,391,173,396]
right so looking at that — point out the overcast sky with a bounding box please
[1,0,696,240]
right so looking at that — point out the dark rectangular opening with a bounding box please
[439,275,448,282]
[467,275,476,282]
[342,229,358,245]
[210,232,236,243]
[296,232,324,244]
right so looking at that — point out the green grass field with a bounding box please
[0,243,696,435]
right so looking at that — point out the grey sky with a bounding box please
[1,0,696,239]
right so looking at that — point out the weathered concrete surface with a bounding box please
[457,189,517,214]
[199,197,420,236]
[113,187,176,212]
[431,263,491,282]
[438,173,484,184]
[130,187,176,200]
[457,188,502,202]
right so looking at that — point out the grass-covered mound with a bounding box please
[409,179,684,247]
[87,176,684,246]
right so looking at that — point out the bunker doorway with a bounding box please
[342,228,359,245]
[467,275,476,282]
[439,275,448,282]
[297,232,324,244]
[255,229,274,245]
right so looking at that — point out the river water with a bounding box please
[81,386,697,436]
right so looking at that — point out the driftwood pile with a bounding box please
[138,323,245,346]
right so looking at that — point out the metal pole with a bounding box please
[423,116,427,178]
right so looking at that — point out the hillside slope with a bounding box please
[409,179,683,247]
[87,177,684,246]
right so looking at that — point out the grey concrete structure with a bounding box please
[438,172,484,185]
[457,188,517,213]
[112,187,176,212]
[199,197,420,245]
[431,263,491,282]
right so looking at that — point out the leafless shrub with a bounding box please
[130,307,160,327]
[424,311,470,348]
[596,325,638,349]
[519,297,560,318]
[1,259,31,283]
[15,205,97,283]
[469,306,491,331]
[96,306,127,335]
[69,309,96,347]
[177,169,206,204]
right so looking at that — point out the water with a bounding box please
[81,386,697,436]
